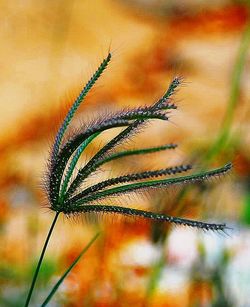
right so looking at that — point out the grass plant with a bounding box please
[24,52,232,306]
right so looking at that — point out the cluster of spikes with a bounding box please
[46,52,232,232]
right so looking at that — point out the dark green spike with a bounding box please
[76,164,192,197]
[63,204,227,232]
[52,53,112,161]
[98,143,178,165]
[67,163,232,206]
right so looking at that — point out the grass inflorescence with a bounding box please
[45,52,231,231]
[25,51,232,306]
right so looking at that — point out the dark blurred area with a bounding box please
[0,1,249,306]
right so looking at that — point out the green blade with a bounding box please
[41,232,100,306]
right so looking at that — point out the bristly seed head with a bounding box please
[45,53,232,232]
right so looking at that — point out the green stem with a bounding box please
[205,22,250,162]
[24,211,60,307]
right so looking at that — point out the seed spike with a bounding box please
[77,164,192,197]
[67,163,232,206]
[52,52,112,161]
[63,204,228,232]
[98,143,178,166]
[153,76,183,109]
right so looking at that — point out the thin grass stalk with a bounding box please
[24,212,60,307]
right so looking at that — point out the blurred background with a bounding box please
[0,1,250,306]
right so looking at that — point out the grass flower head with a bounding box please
[45,52,232,232]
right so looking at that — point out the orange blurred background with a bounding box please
[0,1,250,306]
